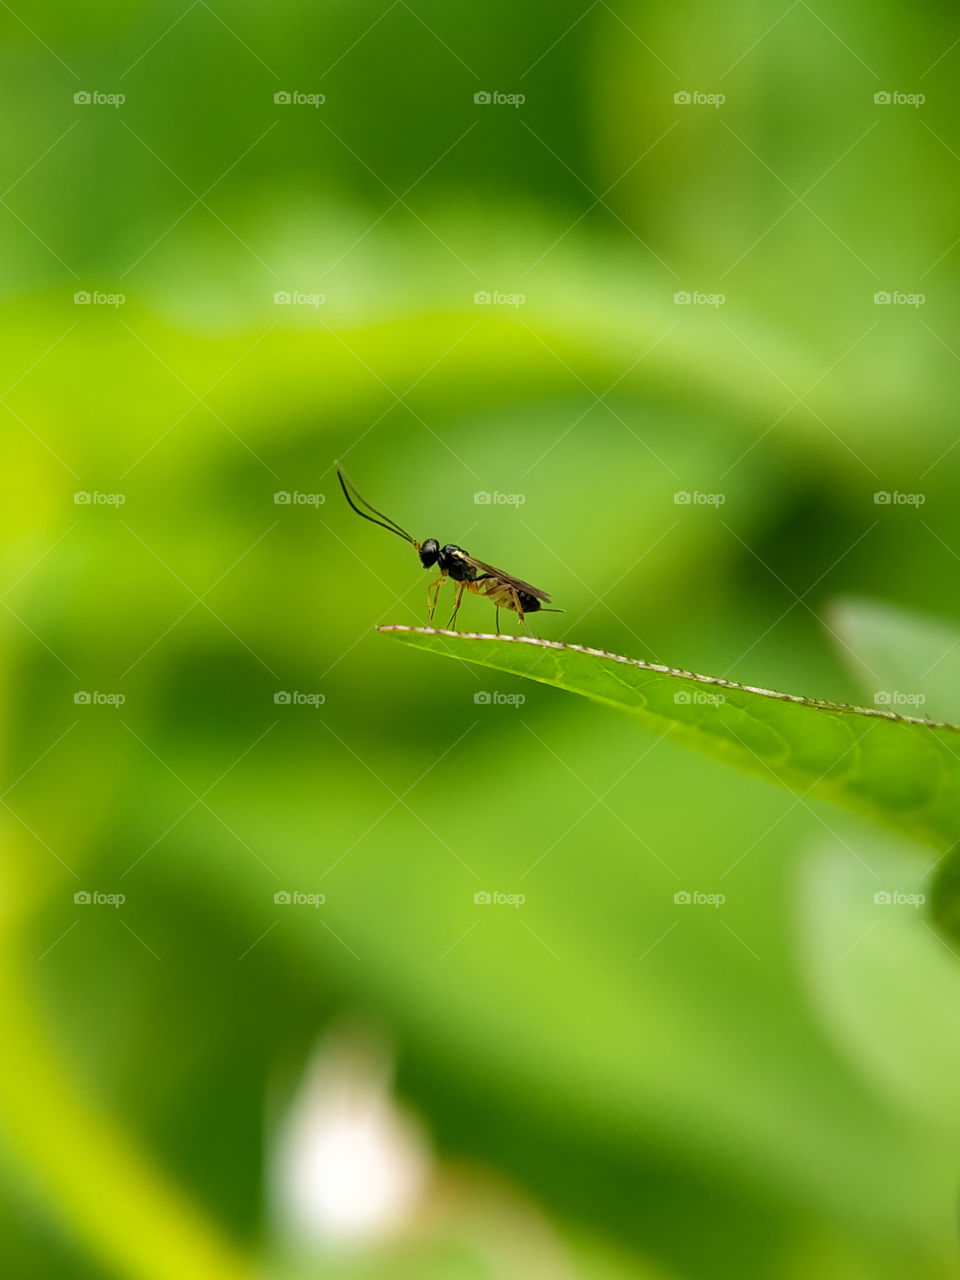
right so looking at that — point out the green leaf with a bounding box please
[380,627,960,850]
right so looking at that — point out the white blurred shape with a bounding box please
[271,1028,431,1251]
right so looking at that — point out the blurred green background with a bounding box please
[2,3,960,1278]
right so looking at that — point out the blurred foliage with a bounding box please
[2,2,959,1278]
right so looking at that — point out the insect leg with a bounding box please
[427,577,445,624]
[511,587,533,636]
[446,581,466,630]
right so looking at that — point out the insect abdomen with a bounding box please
[476,580,541,614]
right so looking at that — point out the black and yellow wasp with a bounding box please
[337,467,562,633]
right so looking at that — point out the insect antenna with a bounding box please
[337,467,417,545]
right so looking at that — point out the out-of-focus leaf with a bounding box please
[799,839,960,1138]
[0,887,250,1280]
[829,597,960,944]
[830,597,960,723]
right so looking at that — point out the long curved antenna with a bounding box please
[337,467,416,544]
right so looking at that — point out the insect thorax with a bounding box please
[437,544,477,581]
